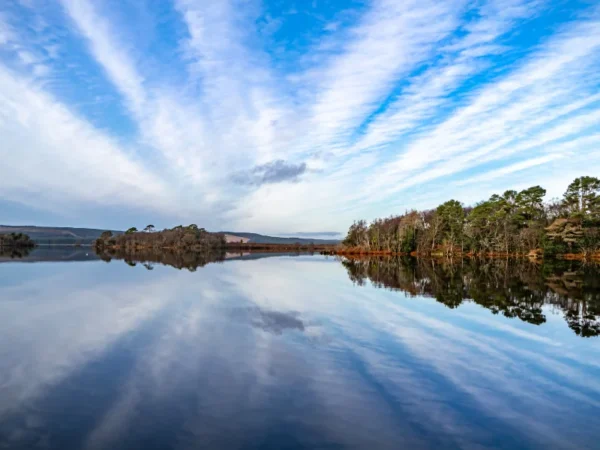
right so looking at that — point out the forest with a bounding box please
[94,224,226,252]
[342,176,600,258]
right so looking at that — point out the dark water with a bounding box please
[1,249,600,449]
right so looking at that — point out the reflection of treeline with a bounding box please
[342,257,600,337]
[0,233,36,249]
[97,247,225,271]
[342,176,600,258]
[94,224,226,252]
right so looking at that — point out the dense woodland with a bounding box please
[0,233,35,249]
[342,256,600,337]
[342,176,600,258]
[94,224,226,252]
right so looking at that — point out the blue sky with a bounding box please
[0,0,599,235]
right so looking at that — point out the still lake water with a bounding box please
[1,248,600,449]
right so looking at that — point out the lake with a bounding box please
[1,248,599,449]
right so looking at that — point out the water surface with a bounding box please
[1,249,599,449]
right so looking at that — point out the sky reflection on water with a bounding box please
[0,252,599,449]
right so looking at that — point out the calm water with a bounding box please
[1,249,600,449]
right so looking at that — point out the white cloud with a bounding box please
[60,0,147,113]
[349,0,538,155]
[298,0,466,155]
[0,65,175,215]
[457,154,565,185]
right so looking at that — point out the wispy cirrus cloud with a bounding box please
[358,9,600,204]
[350,0,540,155]
[297,0,466,155]
[0,0,598,232]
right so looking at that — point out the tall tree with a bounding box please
[563,176,600,219]
[343,220,369,249]
[436,200,465,254]
[516,186,546,222]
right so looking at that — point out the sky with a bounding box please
[0,0,599,236]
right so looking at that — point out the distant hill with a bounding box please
[1,226,341,245]
[0,225,122,245]
[220,232,340,245]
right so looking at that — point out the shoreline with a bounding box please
[320,248,600,261]
[94,243,600,261]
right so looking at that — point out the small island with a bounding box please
[94,224,227,253]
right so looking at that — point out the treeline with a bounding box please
[0,233,35,249]
[94,224,226,252]
[341,256,600,337]
[343,176,600,258]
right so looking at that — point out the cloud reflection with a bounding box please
[230,306,305,334]
[0,255,599,449]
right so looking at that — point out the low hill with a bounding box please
[0,225,122,245]
[220,232,340,245]
[1,226,341,245]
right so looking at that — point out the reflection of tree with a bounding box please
[465,260,547,325]
[342,256,600,337]
[0,247,32,259]
[95,248,225,272]
[545,266,600,337]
